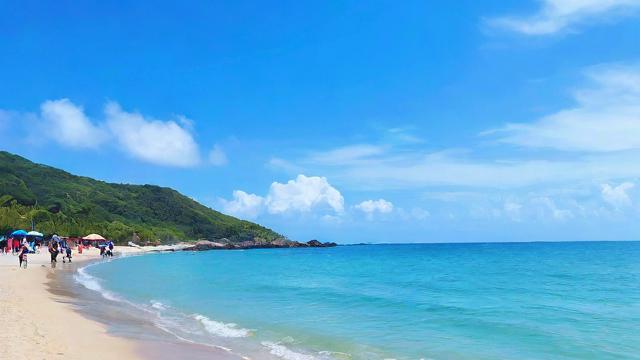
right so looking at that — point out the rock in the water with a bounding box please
[307,239,337,247]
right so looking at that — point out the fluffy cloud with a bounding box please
[220,175,345,218]
[208,145,228,166]
[355,199,394,215]
[1,99,224,168]
[489,0,640,35]
[601,182,635,209]
[266,175,344,214]
[40,99,107,148]
[486,65,640,152]
[105,102,201,167]
[220,190,265,219]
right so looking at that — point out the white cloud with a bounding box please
[533,197,574,220]
[208,145,228,166]
[276,65,640,191]
[486,64,640,152]
[220,175,346,218]
[302,145,640,189]
[267,157,304,173]
[601,182,635,209]
[0,110,10,132]
[220,190,265,219]
[410,207,430,220]
[355,199,394,215]
[2,99,219,167]
[40,99,107,148]
[503,201,523,221]
[266,175,344,214]
[386,127,425,144]
[308,144,386,165]
[489,0,640,35]
[105,102,201,167]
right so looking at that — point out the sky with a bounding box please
[1,0,640,243]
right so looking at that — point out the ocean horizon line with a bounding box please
[341,239,640,246]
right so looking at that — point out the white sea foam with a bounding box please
[74,265,121,302]
[318,351,352,359]
[73,261,254,358]
[261,341,317,360]
[150,300,167,310]
[193,314,252,338]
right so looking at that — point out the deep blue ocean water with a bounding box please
[78,242,640,360]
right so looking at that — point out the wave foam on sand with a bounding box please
[74,260,343,360]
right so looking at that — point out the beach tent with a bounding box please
[83,234,106,241]
[10,230,28,237]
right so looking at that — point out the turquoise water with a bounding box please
[80,242,640,359]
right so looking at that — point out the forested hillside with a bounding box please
[0,151,282,244]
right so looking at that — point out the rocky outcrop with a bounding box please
[306,239,337,247]
[188,240,227,251]
[182,238,337,251]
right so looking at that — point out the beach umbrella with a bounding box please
[10,230,28,237]
[27,231,44,237]
[83,234,106,241]
[51,234,62,243]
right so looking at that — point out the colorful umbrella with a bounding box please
[10,230,28,237]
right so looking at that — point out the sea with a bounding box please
[72,242,640,360]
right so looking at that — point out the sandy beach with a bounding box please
[0,246,243,360]
[0,246,143,360]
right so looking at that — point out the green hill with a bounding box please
[0,151,282,244]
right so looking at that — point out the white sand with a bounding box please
[0,246,144,360]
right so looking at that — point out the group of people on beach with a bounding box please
[48,241,73,266]
[100,241,115,258]
[4,231,117,268]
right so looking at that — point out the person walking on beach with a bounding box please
[18,244,28,268]
[49,242,59,266]
[63,246,72,263]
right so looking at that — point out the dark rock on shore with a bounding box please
[306,239,337,247]
[182,238,337,251]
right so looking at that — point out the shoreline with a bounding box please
[0,246,237,360]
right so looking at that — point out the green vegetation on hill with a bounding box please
[0,151,282,244]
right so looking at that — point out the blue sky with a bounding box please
[2,0,640,243]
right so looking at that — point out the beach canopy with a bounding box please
[27,231,44,237]
[83,234,106,241]
[10,230,28,237]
